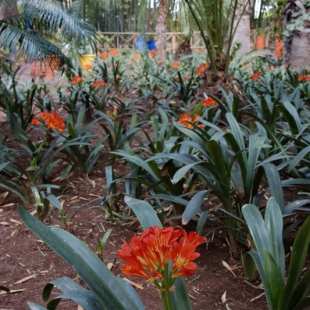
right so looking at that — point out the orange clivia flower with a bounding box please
[135,53,140,58]
[196,64,208,76]
[251,72,262,80]
[298,74,310,82]
[178,112,193,128]
[171,62,180,68]
[178,113,204,129]
[98,52,109,59]
[83,64,92,70]
[31,111,65,133]
[92,81,107,88]
[202,97,218,108]
[131,58,136,63]
[71,76,84,84]
[183,76,189,81]
[117,226,206,290]
[109,49,119,56]
[149,49,156,58]
[106,107,118,119]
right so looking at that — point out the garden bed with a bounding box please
[1,183,267,310]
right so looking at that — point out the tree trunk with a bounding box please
[286,31,310,70]
[283,0,310,69]
[155,0,169,66]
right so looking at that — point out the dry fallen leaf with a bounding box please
[77,305,84,310]
[107,262,114,270]
[1,202,15,208]
[11,229,18,237]
[0,191,9,199]
[14,274,37,284]
[123,278,143,289]
[250,292,265,302]
[222,260,237,277]
[0,221,10,226]
[10,218,22,225]
[221,291,227,303]
[0,288,26,295]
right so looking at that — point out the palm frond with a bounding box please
[19,0,96,44]
[0,0,96,64]
[0,24,70,63]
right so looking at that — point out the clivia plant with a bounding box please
[18,196,206,310]
[242,197,310,310]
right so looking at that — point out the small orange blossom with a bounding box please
[31,111,65,133]
[98,52,109,59]
[109,49,119,56]
[202,97,218,108]
[71,76,84,84]
[178,113,204,129]
[250,72,262,80]
[92,81,107,88]
[197,64,208,76]
[298,74,310,82]
[171,62,180,68]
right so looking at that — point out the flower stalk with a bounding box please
[161,290,173,310]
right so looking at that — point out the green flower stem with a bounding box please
[161,290,173,310]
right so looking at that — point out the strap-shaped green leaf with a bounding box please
[182,190,208,225]
[18,205,144,310]
[264,197,285,279]
[124,196,162,229]
[242,203,272,257]
[287,269,310,310]
[42,276,101,310]
[27,303,48,310]
[281,216,310,310]
[262,163,284,212]
[243,251,273,309]
[263,250,285,310]
[291,296,310,310]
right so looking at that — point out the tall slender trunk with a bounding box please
[155,0,169,66]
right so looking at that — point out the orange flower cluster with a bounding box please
[106,107,118,119]
[250,72,262,80]
[31,111,65,133]
[117,226,206,289]
[202,97,218,108]
[196,64,208,76]
[171,62,180,68]
[183,76,189,81]
[72,76,84,84]
[298,74,310,82]
[83,64,92,70]
[178,113,204,129]
[109,49,119,55]
[92,81,107,88]
[98,52,109,59]
[131,58,136,63]
[135,53,140,58]
[149,49,156,58]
